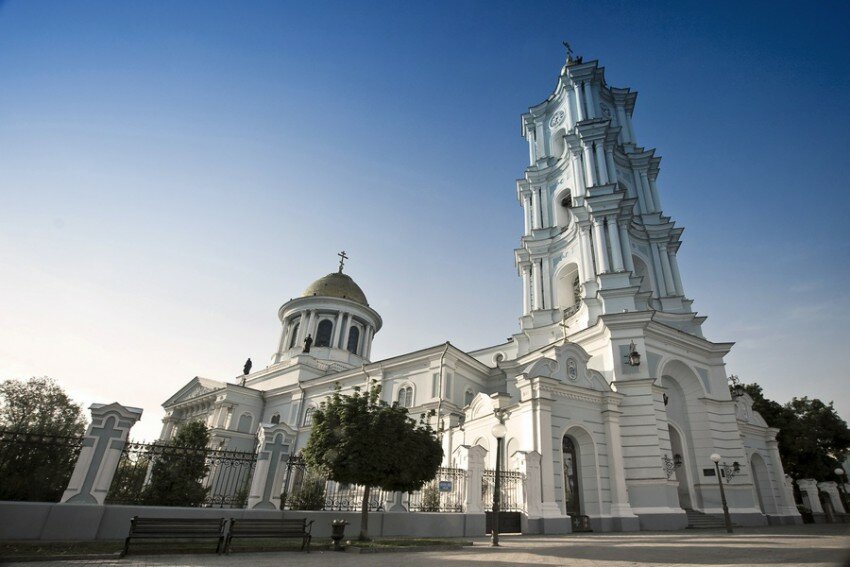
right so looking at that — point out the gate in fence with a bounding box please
[406,466,467,512]
[105,440,257,508]
[483,468,525,534]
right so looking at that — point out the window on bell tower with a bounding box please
[315,319,333,347]
[346,326,360,354]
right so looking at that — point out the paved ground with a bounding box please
[4,525,849,567]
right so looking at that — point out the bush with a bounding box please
[287,475,326,510]
[420,484,441,512]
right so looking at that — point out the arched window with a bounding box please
[303,406,315,427]
[397,385,414,408]
[288,323,300,348]
[315,319,333,347]
[236,413,253,433]
[270,413,280,425]
[346,326,360,354]
[464,389,474,406]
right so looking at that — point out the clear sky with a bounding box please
[1,1,848,441]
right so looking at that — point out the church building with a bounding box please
[159,52,800,532]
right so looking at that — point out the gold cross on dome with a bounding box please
[337,250,349,273]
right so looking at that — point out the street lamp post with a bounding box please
[491,418,507,547]
[710,453,733,534]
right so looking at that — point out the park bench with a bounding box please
[224,517,313,553]
[121,516,227,556]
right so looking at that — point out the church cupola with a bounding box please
[271,252,382,366]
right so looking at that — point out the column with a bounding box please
[532,389,561,517]
[594,142,609,185]
[616,105,630,143]
[247,425,292,510]
[570,151,587,197]
[540,187,550,228]
[522,192,532,235]
[766,435,798,516]
[541,257,552,310]
[659,244,677,295]
[453,444,486,514]
[639,171,656,212]
[340,313,352,349]
[649,243,668,296]
[564,91,575,127]
[578,225,594,281]
[61,403,144,505]
[364,326,374,359]
[667,250,684,296]
[521,263,532,315]
[601,401,637,519]
[606,216,624,271]
[535,122,546,159]
[605,148,617,184]
[625,109,636,143]
[531,261,543,310]
[817,482,846,514]
[796,479,824,515]
[331,311,344,348]
[513,450,542,518]
[275,321,288,362]
[649,176,662,212]
[592,218,610,273]
[619,222,635,273]
[160,414,176,440]
[531,187,541,230]
[573,82,585,121]
[295,312,308,347]
[527,130,536,163]
[583,81,595,119]
[583,142,597,187]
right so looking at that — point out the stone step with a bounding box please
[684,509,736,529]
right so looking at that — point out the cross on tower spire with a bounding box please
[337,250,349,273]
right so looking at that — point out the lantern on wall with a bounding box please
[625,341,641,367]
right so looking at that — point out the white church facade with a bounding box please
[159,53,801,532]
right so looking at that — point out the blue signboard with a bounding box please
[438,480,452,492]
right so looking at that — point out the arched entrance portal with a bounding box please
[668,424,692,509]
[750,453,777,514]
[562,436,581,517]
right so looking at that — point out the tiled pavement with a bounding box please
[4,524,849,567]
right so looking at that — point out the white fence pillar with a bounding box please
[247,423,296,509]
[513,450,542,518]
[796,478,824,514]
[61,403,143,505]
[453,444,486,514]
[817,481,846,515]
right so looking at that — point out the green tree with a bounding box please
[738,383,850,480]
[302,382,443,540]
[142,421,211,506]
[0,377,88,502]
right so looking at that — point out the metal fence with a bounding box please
[280,457,467,512]
[406,467,467,512]
[482,469,525,512]
[105,441,256,508]
[0,429,84,503]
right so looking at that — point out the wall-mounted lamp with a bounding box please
[662,453,684,479]
[625,341,641,367]
[729,375,745,399]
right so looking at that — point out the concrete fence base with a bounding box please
[0,501,486,541]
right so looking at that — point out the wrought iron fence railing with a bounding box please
[406,467,467,512]
[105,440,256,508]
[482,469,525,512]
[0,429,85,502]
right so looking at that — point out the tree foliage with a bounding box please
[142,421,211,506]
[302,382,443,539]
[0,377,88,502]
[739,383,850,480]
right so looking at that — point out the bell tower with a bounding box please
[514,49,701,354]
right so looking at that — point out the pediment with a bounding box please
[163,376,226,408]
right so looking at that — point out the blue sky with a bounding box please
[1,1,848,440]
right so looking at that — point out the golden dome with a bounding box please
[301,272,369,306]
